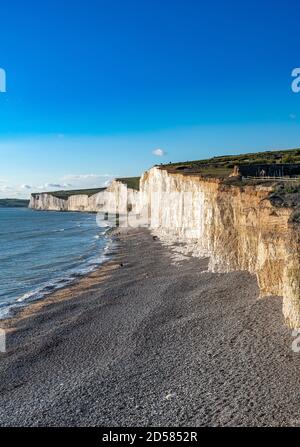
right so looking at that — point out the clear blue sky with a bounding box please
[0,0,300,197]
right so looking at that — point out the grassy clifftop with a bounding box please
[116,177,140,190]
[32,188,106,200]
[160,148,300,178]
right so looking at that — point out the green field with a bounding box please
[116,177,140,190]
[160,148,300,178]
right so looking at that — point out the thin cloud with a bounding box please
[152,148,166,157]
[0,185,13,192]
[62,174,113,181]
[45,183,68,189]
[61,174,116,189]
[0,174,116,199]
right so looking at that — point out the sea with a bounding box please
[0,207,112,319]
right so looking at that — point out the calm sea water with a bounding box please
[0,207,112,319]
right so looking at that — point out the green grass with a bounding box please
[275,180,300,194]
[161,148,300,178]
[116,177,140,190]
[0,199,30,208]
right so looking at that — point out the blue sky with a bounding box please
[0,0,299,197]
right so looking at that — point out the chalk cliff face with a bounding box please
[30,167,300,327]
[29,192,95,212]
[29,193,68,211]
[139,167,300,328]
[29,180,140,214]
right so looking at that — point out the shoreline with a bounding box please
[0,213,115,326]
[0,228,299,427]
[1,228,120,332]
[0,256,120,333]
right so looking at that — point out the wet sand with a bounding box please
[0,228,299,427]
